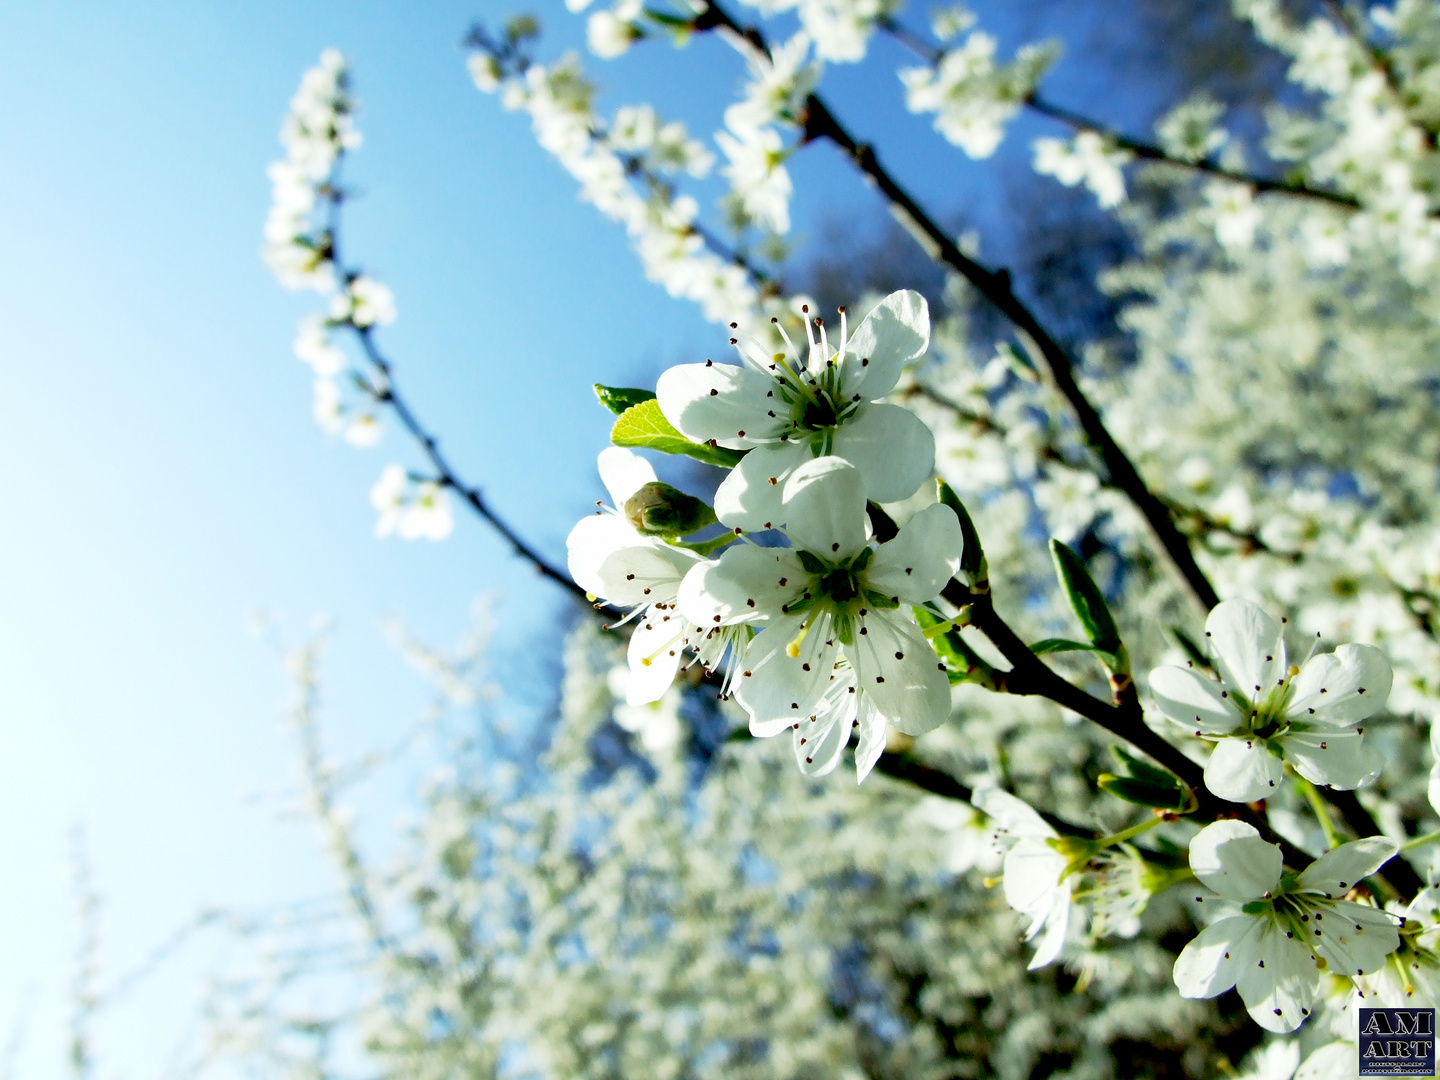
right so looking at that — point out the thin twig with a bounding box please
[880,17,1366,211]
[1319,0,1438,150]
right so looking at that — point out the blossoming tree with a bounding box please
[245,2,1440,1076]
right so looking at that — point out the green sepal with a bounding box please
[914,607,997,688]
[1096,774,1191,812]
[1049,539,1124,663]
[593,384,657,416]
[610,399,745,468]
[1030,638,1118,666]
[1111,746,1177,789]
[623,481,717,537]
[937,479,987,585]
[670,533,737,557]
[863,590,901,610]
[796,550,828,575]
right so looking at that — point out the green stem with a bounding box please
[1298,775,1341,851]
[1096,814,1166,851]
[1402,828,1440,854]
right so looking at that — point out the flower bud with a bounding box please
[624,482,716,537]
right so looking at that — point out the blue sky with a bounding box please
[0,0,1132,1073]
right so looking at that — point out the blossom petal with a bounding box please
[1189,819,1283,901]
[1233,923,1320,1033]
[594,541,698,606]
[780,456,869,562]
[853,692,887,783]
[626,612,686,704]
[1295,1043,1358,1080]
[1149,665,1246,735]
[713,439,813,532]
[848,612,951,735]
[656,361,786,448]
[864,503,962,605]
[1027,880,1072,970]
[1283,726,1381,791]
[1206,598,1287,703]
[1004,837,1066,926]
[830,403,936,504]
[1286,644,1392,728]
[792,694,850,777]
[1311,900,1400,978]
[1205,735,1286,803]
[676,544,804,626]
[566,513,637,597]
[971,786,1055,841]
[734,612,839,737]
[1173,915,1258,999]
[1297,837,1399,899]
[838,290,929,400]
[597,446,657,510]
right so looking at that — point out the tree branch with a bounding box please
[694,2,1221,613]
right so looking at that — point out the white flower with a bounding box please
[369,465,455,541]
[716,125,793,234]
[608,665,684,751]
[1172,820,1400,1033]
[972,786,1073,970]
[1206,182,1263,251]
[677,456,960,778]
[312,377,345,435]
[1351,888,1440,1006]
[1233,1040,1301,1080]
[566,449,737,704]
[294,314,346,376]
[587,9,639,59]
[468,54,503,93]
[1293,1043,1355,1080]
[1149,598,1391,803]
[900,34,1056,159]
[1032,132,1131,209]
[723,31,820,134]
[656,290,935,532]
[337,276,397,328]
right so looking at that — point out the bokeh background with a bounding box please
[0,2,1281,1073]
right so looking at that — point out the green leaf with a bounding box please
[610,399,745,469]
[1097,774,1190,812]
[1111,746,1177,789]
[1049,540,1121,654]
[593,384,657,416]
[915,608,996,688]
[1030,637,1114,659]
[937,479,987,584]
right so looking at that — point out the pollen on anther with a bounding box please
[768,477,778,485]
[832,543,839,551]
[746,599,755,607]
[894,651,904,659]
[709,388,718,396]
[734,527,743,535]
[729,337,738,344]
[876,676,885,683]
[738,430,746,437]
[802,663,811,671]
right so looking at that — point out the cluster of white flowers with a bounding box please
[369,465,454,541]
[568,291,962,782]
[263,52,449,535]
[476,51,779,330]
[899,26,1057,158]
[245,3,1440,1071]
[1033,131,1132,209]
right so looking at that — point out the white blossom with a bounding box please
[678,456,961,775]
[657,290,934,532]
[1173,820,1399,1032]
[369,465,454,541]
[1032,132,1131,209]
[1149,599,1391,802]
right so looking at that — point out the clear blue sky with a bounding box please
[0,1,1129,1073]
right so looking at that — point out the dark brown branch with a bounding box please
[1026,95,1362,211]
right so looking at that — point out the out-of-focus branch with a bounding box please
[322,190,600,611]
